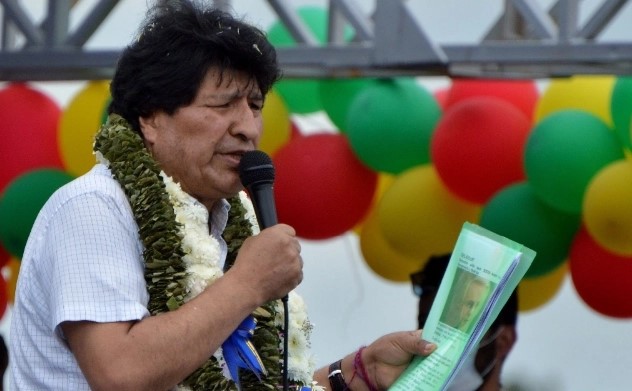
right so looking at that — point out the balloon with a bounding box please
[524,109,624,213]
[583,159,632,256]
[610,76,632,150]
[359,209,424,282]
[59,81,111,176]
[377,165,480,258]
[0,245,9,269]
[289,120,303,139]
[346,78,442,174]
[260,89,291,157]
[433,87,450,111]
[353,173,395,234]
[0,169,75,258]
[431,96,531,204]
[5,256,20,305]
[518,261,567,312]
[569,227,632,318]
[480,183,580,278]
[270,80,320,115]
[273,134,377,240]
[445,78,539,120]
[267,6,353,114]
[535,75,615,126]
[0,83,63,192]
[319,78,377,131]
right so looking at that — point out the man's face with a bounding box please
[141,68,264,209]
[459,281,486,328]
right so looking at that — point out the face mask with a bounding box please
[446,326,503,391]
[446,350,484,391]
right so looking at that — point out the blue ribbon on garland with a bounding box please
[222,315,267,388]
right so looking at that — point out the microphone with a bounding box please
[238,150,291,391]
[238,150,278,229]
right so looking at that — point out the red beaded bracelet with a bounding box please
[354,346,378,391]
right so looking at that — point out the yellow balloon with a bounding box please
[359,209,424,282]
[535,75,615,126]
[59,81,111,176]
[352,173,395,235]
[5,256,20,304]
[377,165,480,259]
[260,89,291,157]
[518,261,567,312]
[583,159,632,255]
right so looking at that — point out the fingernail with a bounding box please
[424,343,437,354]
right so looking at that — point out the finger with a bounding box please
[408,330,437,356]
[420,340,437,355]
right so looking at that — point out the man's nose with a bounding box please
[230,99,261,141]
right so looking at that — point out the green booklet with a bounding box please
[391,222,536,391]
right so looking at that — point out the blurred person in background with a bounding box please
[411,254,518,391]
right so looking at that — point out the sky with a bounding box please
[4,1,632,390]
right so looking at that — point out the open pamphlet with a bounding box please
[391,222,536,391]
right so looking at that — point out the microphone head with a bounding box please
[239,150,275,188]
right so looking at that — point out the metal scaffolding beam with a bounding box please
[0,0,631,81]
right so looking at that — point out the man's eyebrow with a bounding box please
[201,91,240,101]
[201,89,263,101]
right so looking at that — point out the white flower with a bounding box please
[239,191,260,234]
[162,172,316,387]
[95,151,108,165]
[185,264,222,299]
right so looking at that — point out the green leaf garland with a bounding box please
[94,114,293,390]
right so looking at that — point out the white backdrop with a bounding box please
[3,1,632,390]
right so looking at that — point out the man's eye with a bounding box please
[207,103,230,108]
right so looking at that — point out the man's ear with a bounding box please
[495,325,517,361]
[139,114,159,144]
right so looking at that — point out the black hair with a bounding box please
[108,0,282,133]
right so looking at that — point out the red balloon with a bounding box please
[289,120,303,139]
[274,134,378,239]
[569,227,632,318]
[0,83,63,192]
[445,78,539,120]
[0,245,9,269]
[431,96,531,204]
[433,87,449,111]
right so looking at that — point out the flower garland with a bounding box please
[94,114,322,391]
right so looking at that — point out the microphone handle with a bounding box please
[248,184,278,229]
[248,182,290,391]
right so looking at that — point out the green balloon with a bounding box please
[524,109,624,213]
[480,183,580,278]
[319,78,378,132]
[267,7,329,114]
[611,76,632,150]
[273,79,322,114]
[345,78,441,174]
[0,169,74,258]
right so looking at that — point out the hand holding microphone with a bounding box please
[239,150,298,391]
[230,150,303,302]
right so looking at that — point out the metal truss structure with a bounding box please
[0,0,631,81]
